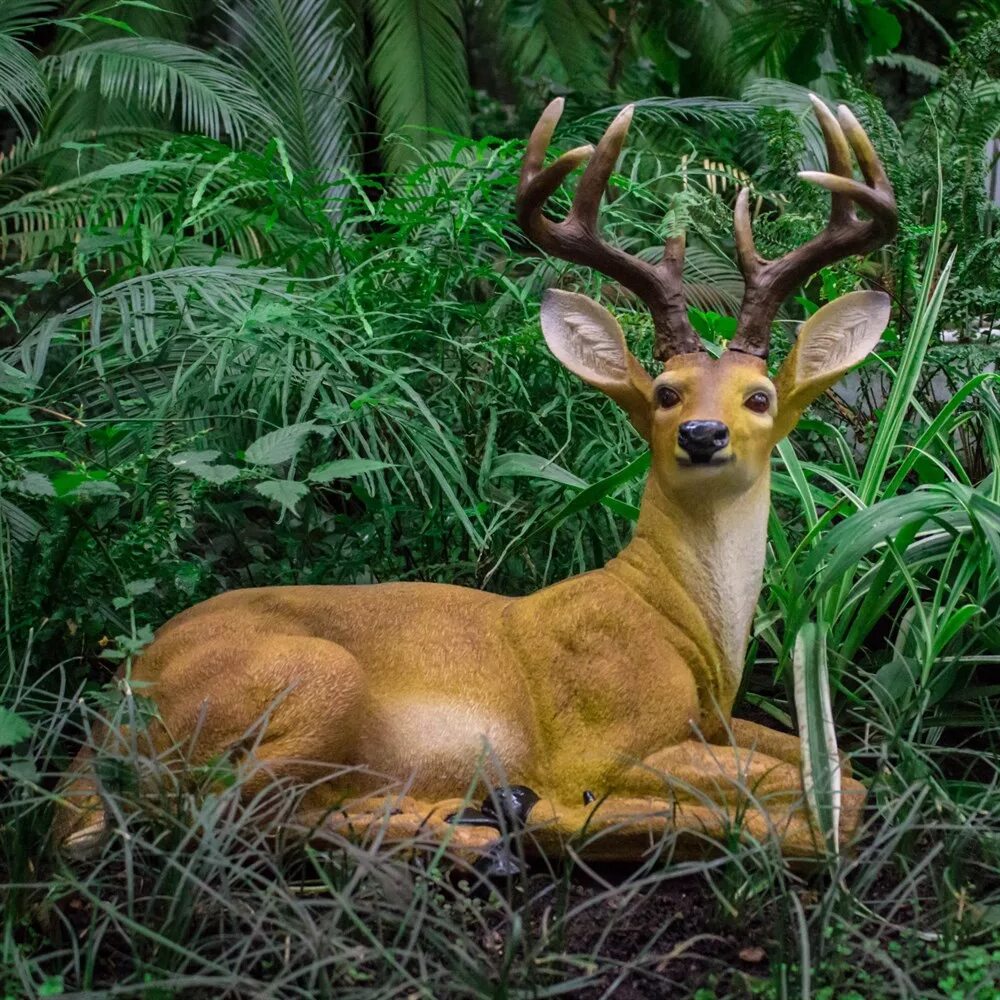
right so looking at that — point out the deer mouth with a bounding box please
[676,453,734,468]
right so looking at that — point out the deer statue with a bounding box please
[56,95,897,865]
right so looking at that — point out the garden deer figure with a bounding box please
[57,96,896,863]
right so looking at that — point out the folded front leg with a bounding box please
[718,717,854,780]
[521,738,865,861]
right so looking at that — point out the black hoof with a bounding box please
[473,841,525,879]
[445,807,501,830]
[480,785,540,829]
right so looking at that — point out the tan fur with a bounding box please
[55,291,890,859]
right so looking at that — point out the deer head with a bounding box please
[516,97,897,501]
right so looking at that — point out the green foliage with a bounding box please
[0,10,49,135]
[730,0,903,83]
[502,0,611,91]
[0,1,998,996]
[44,37,271,143]
[369,0,470,170]
[223,0,356,190]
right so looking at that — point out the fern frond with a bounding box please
[742,78,830,171]
[43,38,272,144]
[369,0,470,171]
[874,52,942,84]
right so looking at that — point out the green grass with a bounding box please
[2,663,999,997]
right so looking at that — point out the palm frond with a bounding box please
[729,0,830,80]
[0,1,58,36]
[0,125,171,183]
[369,0,470,171]
[0,33,47,138]
[14,265,306,380]
[48,0,201,50]
[664,0,743,95]
[0,134,336,273]
[224,0,355,200]
[581,97,756,137]
[681,244,744,315]
[502,0,610,91]
[43,38,273,145]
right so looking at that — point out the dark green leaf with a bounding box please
[255,478,309,513]
[0,706,32,748]
[308,459,393,482]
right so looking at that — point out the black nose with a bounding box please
[677,420,730,463]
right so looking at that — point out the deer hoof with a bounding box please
[481,785,540,828]
[445,806,500,830]
[446,784,541,831]
[473,840,525,879]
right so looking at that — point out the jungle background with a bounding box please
[1,0,999,996]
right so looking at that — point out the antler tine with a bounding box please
[517,99,595,228]
[729,95,898,360]
[571,105,633,229]
[516,99,704,361]
[809,96,854,226]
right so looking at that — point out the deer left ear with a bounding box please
[540,288,654,440]
[772,290,891,440]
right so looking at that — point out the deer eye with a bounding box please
[656,385,681,409]
[744,392,771,414]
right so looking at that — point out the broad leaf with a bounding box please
[10,471,55,496]
[255,478,309,513]
[169,450,221,467]
[489,452,587,489]
[193,464,240,485]
[245,422,317,466]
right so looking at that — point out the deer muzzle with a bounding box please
[677,420,731,465]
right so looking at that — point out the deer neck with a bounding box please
[604,469,771,709]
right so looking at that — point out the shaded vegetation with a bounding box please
[1,1,999,997]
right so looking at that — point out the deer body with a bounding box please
[58,95,898,860]
[125,458,766,805]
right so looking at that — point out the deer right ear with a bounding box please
[772,290,891,441]
[541,289,654,440]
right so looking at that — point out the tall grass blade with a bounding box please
[793,621,840,854]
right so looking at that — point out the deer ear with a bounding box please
[772,290,891,440]
[541,289,654,439]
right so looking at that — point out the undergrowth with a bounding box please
[2,664,999,998]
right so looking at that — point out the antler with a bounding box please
[516,98,703,361]
[728,95,897,359]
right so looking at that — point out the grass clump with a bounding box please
[2,662,999,998]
